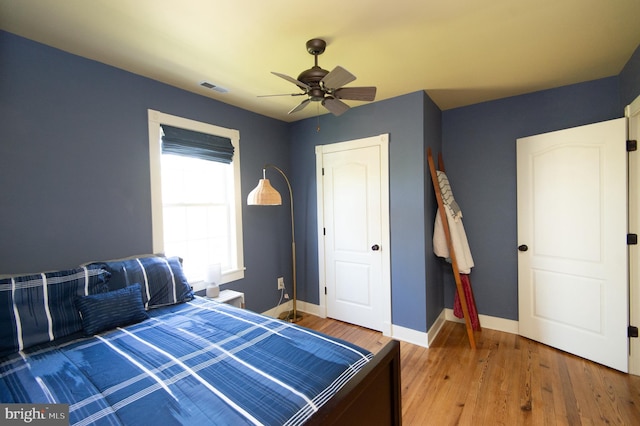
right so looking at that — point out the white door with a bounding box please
[315,134,391,333]
[517,118,628,372]
[627,95,640,376]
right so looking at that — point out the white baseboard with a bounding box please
[392,309,519,347]
[297,300,323,317]
[444,308,519,334]
[427,309,448,346]
[261,300,321,319]
[391,323,429,347]
[262,302,519,346]
[261,300,292,318]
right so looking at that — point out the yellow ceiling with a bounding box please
[1,0,639,122]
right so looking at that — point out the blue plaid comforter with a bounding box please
[0,297,373,425]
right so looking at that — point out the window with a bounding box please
[148,110,244,291]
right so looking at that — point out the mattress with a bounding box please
[0,297,373,425]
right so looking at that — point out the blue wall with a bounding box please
[620,44,640,109]
[288,91,441,333]
[2,29,639,331]
[0,31,292,315]
[441,78,622,320]
[436,43,640,322]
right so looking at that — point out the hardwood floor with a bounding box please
[297,315,640,425]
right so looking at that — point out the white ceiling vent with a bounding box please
[199,81,228,93]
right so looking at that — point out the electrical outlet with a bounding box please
[277,277,285,290]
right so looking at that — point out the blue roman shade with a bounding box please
[161,124,234,164]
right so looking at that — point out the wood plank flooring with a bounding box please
[297,315,640,425]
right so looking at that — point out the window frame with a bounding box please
[148,109,244,291]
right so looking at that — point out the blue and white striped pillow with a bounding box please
[0,267,110,356]
[75,283,149,335]
[88,256,193,309]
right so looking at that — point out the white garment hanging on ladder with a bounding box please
[433,171,474,273]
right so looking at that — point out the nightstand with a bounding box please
[211,289,245,308]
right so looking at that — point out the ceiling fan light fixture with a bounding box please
[308,88,325,101]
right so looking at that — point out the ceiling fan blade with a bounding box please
[334,86,377,102]
[272,72,310,90]
[322,97,350,116]
[288,98,311,114]
[321,66,356,90]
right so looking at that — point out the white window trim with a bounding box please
[147,109,245,290]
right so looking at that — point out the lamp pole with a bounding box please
[248,164,302,322]
[266,165,299,322]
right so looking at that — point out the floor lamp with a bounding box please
[247,164,303,322]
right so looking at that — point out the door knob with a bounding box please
[518,244,528,252]
[371,244,380,251]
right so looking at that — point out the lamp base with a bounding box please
[279,311,303,323]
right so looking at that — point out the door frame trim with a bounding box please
[315,134,392,336]
[626,94,640,375]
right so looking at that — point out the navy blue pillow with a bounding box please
[87,256,193,309]
[75,283,149,336]
[0,267,110,356]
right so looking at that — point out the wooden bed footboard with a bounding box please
[307,339,402,425]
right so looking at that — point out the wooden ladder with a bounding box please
[427,148,479,349]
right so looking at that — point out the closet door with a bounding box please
[517,118,628,372]
[316,134,391,334]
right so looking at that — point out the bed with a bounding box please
[0,255,401,425]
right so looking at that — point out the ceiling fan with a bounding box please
[262,39,377,116]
